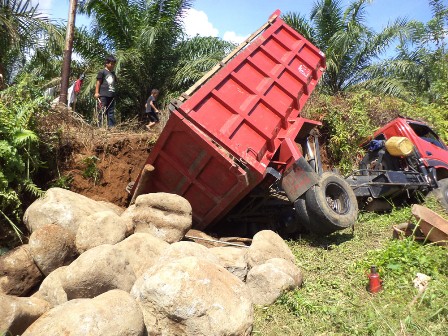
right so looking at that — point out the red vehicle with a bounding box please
[347,117,448,211]
[130,10,359,237]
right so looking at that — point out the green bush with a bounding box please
[0,75,49,240]
[303,91,448,173]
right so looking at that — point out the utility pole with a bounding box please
[60,0,78,105]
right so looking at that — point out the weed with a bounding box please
[50,173,74,189]
[82,156,101,185]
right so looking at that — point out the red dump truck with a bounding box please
[130,10,359,236]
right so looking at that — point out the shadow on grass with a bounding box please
[293,231,355,249]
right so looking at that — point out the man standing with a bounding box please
[95,55,117,128]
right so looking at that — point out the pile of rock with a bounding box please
[1,188,303,335]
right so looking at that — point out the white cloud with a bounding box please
[31,0,52,15]
[222,31,249,44]
[183,8,218,38]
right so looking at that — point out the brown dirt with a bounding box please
[64,133,154,206]
[39,105,159,206]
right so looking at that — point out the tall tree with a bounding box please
[282,0,409,96]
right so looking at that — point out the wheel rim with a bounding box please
[325,182,350,215]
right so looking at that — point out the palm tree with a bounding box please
[76,0,193,120]
[282,0,410,96]
[169,36,235,99]
[0,0,53,85]
[357,0,448,103]
[75,0,238,121]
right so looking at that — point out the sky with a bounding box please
[32,0,436,44]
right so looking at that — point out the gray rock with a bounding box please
[210,246,248,282]
[36,266,68,308]
[246,258,303,305]
[28,224,77,276]
[63,245,136,299]
[115,233,169,277]
[22,290,145,336]
[0,245,43,296]
[0,293,50,335]
[132,193,192,243]
[75,211,127,253]
[132,256,253,336]
[23,187,117,234]
[246,230,296,268]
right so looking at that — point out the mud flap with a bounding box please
[281,157,319,202]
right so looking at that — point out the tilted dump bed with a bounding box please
[132,10,326,230]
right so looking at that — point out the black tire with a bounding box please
[305,172,358,236]
[432,178,448,211]
[294,196,311,232]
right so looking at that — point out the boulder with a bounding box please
[156,241,219,266]
[28,224,77,276]
[132,193,192,243]
[120,204,138,235]
[246,230,296,268]
[0,293,50,335]
[23,187,117,234]
[97,200,125,215]
[75,211,127,253]
[210,246,248,282]
[22,290,145,336]
[0,245,43,296]
[132,256,253,336]
[185,229,220,248]
[63,245,136,299]
[35,266,68,308]
[115,233,169,277]
[246,258,303,305]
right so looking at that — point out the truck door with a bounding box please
[407,122,448,171]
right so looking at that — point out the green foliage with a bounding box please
[283,0,411,95]
[254,201,448,335]
[0,0,57,83]
[81,156,101,185]
[303,89,448,173]
[50,173,74,189]
[358,237,448,283]
[0,74,48,238]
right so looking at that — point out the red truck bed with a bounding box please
[132,10,326,230]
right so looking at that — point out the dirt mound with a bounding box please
[65,133,154,206]
[40,105,158,207]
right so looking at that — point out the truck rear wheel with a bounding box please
[293,196,311,231]
[305,172,358,236]
[433,178,448,210]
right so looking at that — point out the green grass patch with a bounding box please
[253,203,448,335]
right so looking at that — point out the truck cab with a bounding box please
[368,117,448,180]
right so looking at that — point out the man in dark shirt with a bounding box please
[95,55,117,128]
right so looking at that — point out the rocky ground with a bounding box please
[1,188,303,335]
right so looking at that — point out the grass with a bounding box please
[253,199,448,335]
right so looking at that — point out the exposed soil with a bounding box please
[64,133,154,207]
[40,105,159,208]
